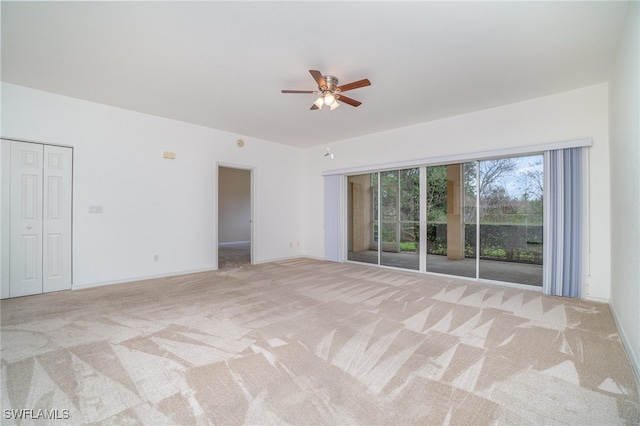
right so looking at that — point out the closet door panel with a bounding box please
[10,142,44,297]
[43,145,72,293]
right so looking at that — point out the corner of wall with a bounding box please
[609,301,640,389]
[608,0,640,390]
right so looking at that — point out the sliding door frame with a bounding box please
[332,138,591,292]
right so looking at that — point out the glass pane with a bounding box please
[400,168,420,222]
[381,168,420,270]
[381,186,397,220]
[347,173,377,265]
[381,170,398,185]
[381,222,397,244]
[478,155,543,286]
[426,163,476,278]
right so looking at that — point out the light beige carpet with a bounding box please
[1,258,639,425]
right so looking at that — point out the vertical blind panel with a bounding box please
[543,147,583,298]
[324,174,342,262]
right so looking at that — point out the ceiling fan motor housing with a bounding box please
[323,75,339,91]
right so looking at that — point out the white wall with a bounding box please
[1,83,304,292]
[609,3,640,379]
[303,83,611,300]
[218,167,251,244]
[1,81,615,304]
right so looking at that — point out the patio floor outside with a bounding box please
[348,250,542,287]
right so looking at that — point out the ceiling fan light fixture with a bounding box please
[330,101,340,111]
[313,97,324,109]
[323,93,336,106]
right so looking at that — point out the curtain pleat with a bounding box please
[324,175,342,262]
[543,148,584,297]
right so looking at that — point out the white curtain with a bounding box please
[324,175,342,262]
[543,147,584,297]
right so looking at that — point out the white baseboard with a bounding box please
[584,295,609,304]
[253,255,308,264]
[71,266,219,291]
[298,255,326,261]
[72,256,320,290]
[609,302,640,389]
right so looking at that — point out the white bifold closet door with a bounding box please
[9,141,72,297]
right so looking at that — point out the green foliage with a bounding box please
[399,242,418,252]
[427,165,448,222]
[425,223,543,264]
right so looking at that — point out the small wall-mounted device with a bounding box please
[324,147,334,159]
[237,139,245,148]
[163,151,176,159]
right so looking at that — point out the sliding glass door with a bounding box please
[347,169,420,270]
[347,173,377,265]
[425,163,476,278]
[477,156,543,285]
[346,154,544,287]
[380,169,420,270]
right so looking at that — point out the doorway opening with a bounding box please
[217,165,253,269]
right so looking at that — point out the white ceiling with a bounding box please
[1,1,630,149]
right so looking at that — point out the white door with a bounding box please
[43,145,72,293]
[9,141,72,297]
[10,142,44,297]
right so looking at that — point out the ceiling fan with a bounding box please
[281,70,371,110]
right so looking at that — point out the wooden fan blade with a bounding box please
[336,94,362,107]
[310,103,320,110]
[309,70,327,89]
[337,78,371,92]
[281,90,316,94]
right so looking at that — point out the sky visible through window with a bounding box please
[501,154,543,198]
